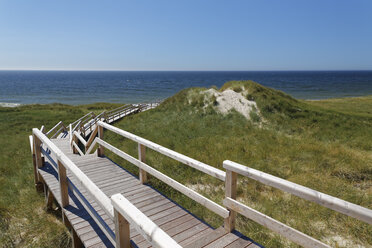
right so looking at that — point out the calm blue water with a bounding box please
[1,70,372,105]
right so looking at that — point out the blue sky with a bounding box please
[0,0,371,70]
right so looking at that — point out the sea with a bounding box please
[1,70,372,106]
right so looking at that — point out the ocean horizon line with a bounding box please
[1,69,372,72]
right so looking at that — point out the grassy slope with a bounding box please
[0,82,371,247]
[104,81,372,247]
[0,103,121,247]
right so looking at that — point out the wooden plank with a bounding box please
[133,195,164,208]
[184,227,227,248]
[172,223,209,243]
[141,202,175,217]
[203,233,240,248]
[224,237,252,248]
[111,194,181,248]
[178,227,214,246]
[138,198,170,213]
[165,218,200,237]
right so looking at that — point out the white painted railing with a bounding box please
[85,121,229,218]
[32,128,115,244]
[111,194,181,248]
[32,126,180,248]
[223,160,372,248]
[45,120,67,138]
[97,121,226,181]
[93,137,229,218]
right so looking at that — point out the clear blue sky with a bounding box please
[0,0,371,71]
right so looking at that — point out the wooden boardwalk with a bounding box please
[38,137,259,248]
[31,111,372,248]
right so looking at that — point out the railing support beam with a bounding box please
[114,209,131,248]
[71,228,83,248]
[224,169,237,232]
[32,134,44,191]
[138,143,147,184]
[58,160,69,208]
[97,125,104,157]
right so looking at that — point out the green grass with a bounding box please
[104,81,371,247]
[0,103,122,247]
[0,81,371,247]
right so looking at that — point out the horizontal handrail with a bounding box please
[223,160,372,225]
[70,111,93,126]
[32,128,114,220]
[72,120,82,133]
[106,105,138,121]
[46,121,63,136]
[111,193,181,248]
[95,138,229,218]
[106,104,130,115]
[224,197,329,248]
[97,121,226,181]
[51,126,65,139]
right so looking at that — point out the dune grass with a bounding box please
[0,81,371,247]
[103,81,371,247]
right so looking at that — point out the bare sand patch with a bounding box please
[204,88,259,119]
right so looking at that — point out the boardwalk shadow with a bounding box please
[40,162,114,248]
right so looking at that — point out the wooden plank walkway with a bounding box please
[39,137,260,248]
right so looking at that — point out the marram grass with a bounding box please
[1,82,371,247]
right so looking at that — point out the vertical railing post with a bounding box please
[138,143,147,184]
[104,111,108,122]
[31,135,40,186]
[69,124,72,145]
[98,124,104,157]
[32,133,44,191]
[114,209,130,248]
[224,169,237,232]
[58,160,69,207]
[72,133,78,154]
[33,133,43,169]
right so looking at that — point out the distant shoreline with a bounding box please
[1,71,372,105]
[1,94,372,108]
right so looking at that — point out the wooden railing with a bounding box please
[31,120,372,247]
[222,160,372,248]
[86,121,229,219]
[45,121,67,139]
[112,194,181,248]
[31,127,180,248]
[69,102,161,153]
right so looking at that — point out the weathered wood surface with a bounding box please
[223,160,372,225]
[38,137,258,248]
